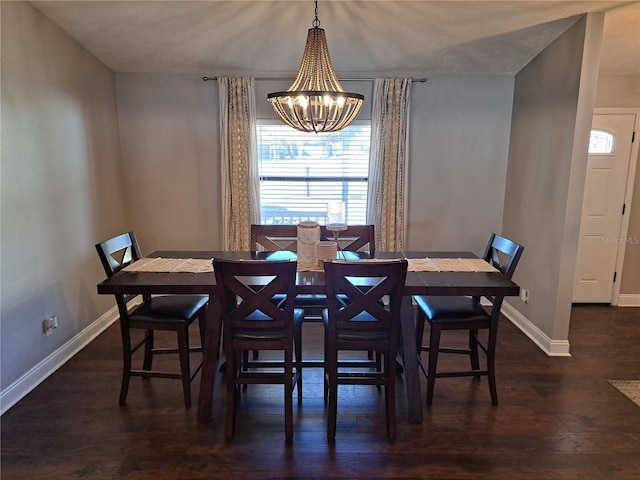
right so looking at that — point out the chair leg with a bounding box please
[385,352,396,441]
[284,348,294,442]
[327,381,337,441]
[487,365,498,405]
[119,363,131,406]
[295,330,303,405]
[487,327,499,406]
[225,349,239,440]
[415,307,426,352]
[142,329,154,376]
[198,308,207,346]
[119,324,133,406]
[469,328,481,377]
[323,330,329,404]
[177,326,192,408]
[426,323,442,407]
[242,350,249,371]
[326,348,338,441]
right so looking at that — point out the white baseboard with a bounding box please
[0,307,119,416]
[616,294,640,307]
[502,301,572,357]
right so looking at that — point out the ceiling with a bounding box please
[30,0,640,77]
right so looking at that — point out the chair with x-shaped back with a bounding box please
[214,258,303,441]
[96,231,208,408]
[414,233,524,406]
[323,259,408,441]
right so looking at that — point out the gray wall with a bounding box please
[115,74,221,252]
[596,76,640,107]
[118,75,515,255]
[407,76,514,251]
[1,2,126,391]
[503,14,604,343]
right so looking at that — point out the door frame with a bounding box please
[592,108,640,305]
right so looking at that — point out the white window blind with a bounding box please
[257,122,371,225]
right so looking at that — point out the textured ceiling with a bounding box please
[30,0,640,76]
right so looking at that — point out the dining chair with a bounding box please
[322,259,408,441]
[95,231,208,408]
[250,224,377,366]
[250,224,376,255]
[214,258,303,442]
[250,224,298,252]
[320,224,376,252]
[414,233,524,406]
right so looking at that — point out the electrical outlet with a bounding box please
[520,288,530,303]
[42,316,58,336]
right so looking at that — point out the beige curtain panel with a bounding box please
[218,77,261,251]
[367,78,412,252]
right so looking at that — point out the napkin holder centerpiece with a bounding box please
[297,221,320,268]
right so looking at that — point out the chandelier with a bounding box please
[267,0,364,133]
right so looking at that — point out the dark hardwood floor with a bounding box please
[2,305,639,479]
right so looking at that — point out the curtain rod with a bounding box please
[202,76,427,83]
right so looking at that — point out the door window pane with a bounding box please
[589,130,615,154]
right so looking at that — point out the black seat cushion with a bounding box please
[129,295,208,323]
[233,308,305,340]
[271,294,350,307]
[321,309,390,341]
[414,296,489,323]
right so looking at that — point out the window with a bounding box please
[589,130,615,154]
[257,122,371,225]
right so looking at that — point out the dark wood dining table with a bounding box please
[97,250,521,424]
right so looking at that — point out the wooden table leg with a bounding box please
[197,296,222,423]
[399,295,423,423]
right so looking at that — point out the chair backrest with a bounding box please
[214,259,298,332]
[96,231,143,278]
[479,233,524,310]
[251,224,375,253]
[323,260,408,337]
[482,233,524,280]
[251,225,298,252]
[319,225,375,253]
[95,231,145,308]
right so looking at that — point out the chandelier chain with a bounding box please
[313,0,320,28]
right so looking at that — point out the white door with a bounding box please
[573,113,636,303]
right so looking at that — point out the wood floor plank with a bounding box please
[2,305,640,479]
